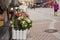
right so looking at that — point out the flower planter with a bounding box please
[19,30,23,40]
[22,29,27,40]
[12,27,27,40]
[12,27,17,39]
[10,7,32,40]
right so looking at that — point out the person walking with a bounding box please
[53,1,59,16]
[0,4,4,14]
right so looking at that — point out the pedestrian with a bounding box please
[9,7,14,20]
[53,1,59,16]
[0,4,4,14]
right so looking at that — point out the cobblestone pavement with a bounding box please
[27,8,60,40]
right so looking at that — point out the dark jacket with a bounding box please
[0,6,4,14]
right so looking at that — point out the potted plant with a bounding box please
[10,8,32,40]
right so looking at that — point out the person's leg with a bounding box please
[54,10,57,16]
[11,13,13,20]
[54,12,57,16]
[10,12,14,20]
[7,13,9,20]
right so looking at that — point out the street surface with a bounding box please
[27,8,60,40]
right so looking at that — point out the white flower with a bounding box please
[18,17,21,20]
[22,21,25,24]
[25,25,27,27]
[11,25,14,27]
[10,21,13,24]
[15,7,18,9]
[27,19,31,23]
[20,16,24,19]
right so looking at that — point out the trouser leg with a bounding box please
[11,13,13,20]
[54,12,57,16]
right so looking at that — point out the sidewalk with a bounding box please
[27,8,60,40]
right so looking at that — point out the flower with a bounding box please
[22,21,27,26]
[10,9,32,30]
[26,19,31,23]
[10,21,13,24]
[14,13,21,18]
[20,16,24,19]
[22,13,29,18]
[15,7,18,9]
[18,17,21,20]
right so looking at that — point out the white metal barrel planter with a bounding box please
[10,7,32,40]
[16,30,20,39]
[22,29,27,40]
[12,27,27,40]
[12,27,17,39]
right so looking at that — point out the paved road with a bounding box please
[27,8,60,40]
